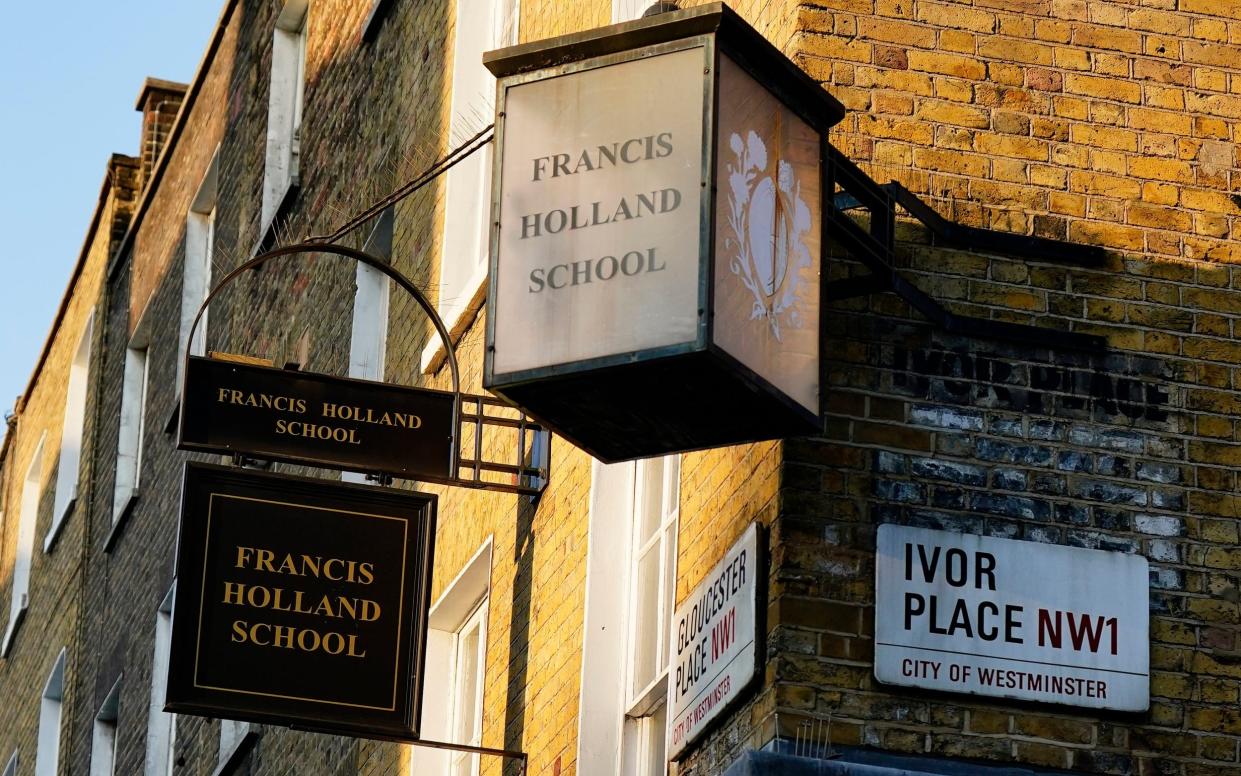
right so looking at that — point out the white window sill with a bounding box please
[105,488,140,554]
[1,601,28,658]
[43,497,77,554]
[250,182,299,258]
[420,268,488,375]
[211,728,259,776]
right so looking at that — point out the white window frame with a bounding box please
[144,584,177,776]
[421,0,519,372]
[260,0,309,232]
[90,677,122,776]
[3,751,16,776]
[35,648,67,776]
[218,719,251,768]
[3,430,48,656]
[112,338,149,523]
[49,310,94,547]
[179,148,220,389]
[409,539,493,776]
[577,455,680,776]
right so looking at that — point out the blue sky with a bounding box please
[0,2,222,415]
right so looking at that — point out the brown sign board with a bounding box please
[166,463,436,738]
[179,356,455,480]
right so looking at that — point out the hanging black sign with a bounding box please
[179,356,455,480]
[166,462,436,739]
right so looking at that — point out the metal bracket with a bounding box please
[824,144,1107,353]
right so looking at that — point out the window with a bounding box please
[409,541,492,775]
[179,149,219,388]
[423,0,518,371]
[113,344,149,523]
[577,455,680,776]
[260,0,309,233]
[90,677,122,776]
[144,585,176,776]
[3,751,16,776]
[444,600,487,776]
[349,207,393,383]
[344,208,393,485]
[49,310,93,547]
[3,430,47,656]
[219,720,251,767]
[36,649,66,776]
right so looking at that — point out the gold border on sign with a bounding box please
[193,492,412,712]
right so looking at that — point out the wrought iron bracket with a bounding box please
[182,242,551,497]
[824,144,1107,353]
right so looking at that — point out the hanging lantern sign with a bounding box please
[482,3,845,462]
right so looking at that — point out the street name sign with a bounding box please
[875,524,1149,711]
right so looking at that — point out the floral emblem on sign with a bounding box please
[724,131,813,342]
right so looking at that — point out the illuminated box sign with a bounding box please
[875,525,1149,712]
[179,355,454,480]
[667,523,762,759]
[483,4,845,462]
[166,463,436,738]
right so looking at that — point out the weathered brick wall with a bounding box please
[0,154,136,774]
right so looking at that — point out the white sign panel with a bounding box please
[667,523,759,758]
[493,46,707,376]
[876,525,1149,711]
[713,55,821,413]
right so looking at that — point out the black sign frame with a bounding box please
[166,462,436,740]
[179,355,456,481]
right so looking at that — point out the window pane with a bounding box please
[455,621,480,743]
[631,543,662,697]
[636,457,665,546]
[643,704,668,776]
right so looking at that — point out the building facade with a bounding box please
[0,1,1239,776]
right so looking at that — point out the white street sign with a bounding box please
[875,525,1149,711]
[667,523,760,758]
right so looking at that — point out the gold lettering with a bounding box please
[217,387,231,403]
[358,562,375,585]
[277,555,298,575]
[249,622,271,646]
[235,546,254,568]
[322,632,346,655]
[297,628,322,651]
[358,599,382,622]
[324,559,345,581]
[272,624,295,649]
[231,620,248,642]
[256,550,276,573]
[346,634,366,658]
[300,555,321,578]
[246,585,272,608]
[315,595,337,618]
[222,581,245,605]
